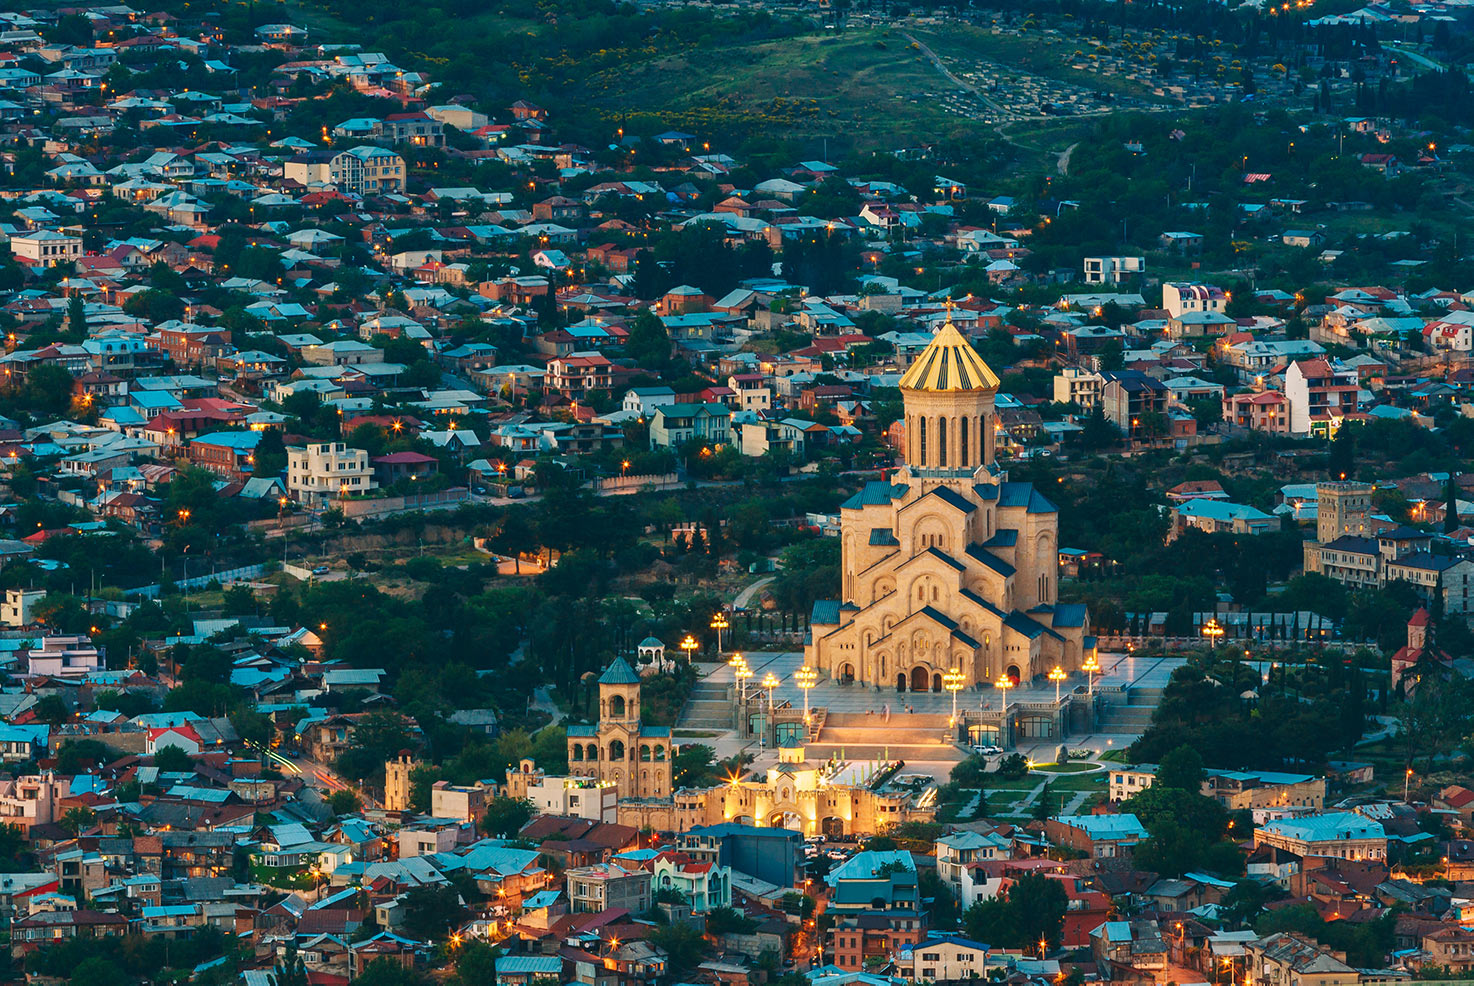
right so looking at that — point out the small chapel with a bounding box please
[805,319,1095,692]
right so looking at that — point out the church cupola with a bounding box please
[898,319,1000,475]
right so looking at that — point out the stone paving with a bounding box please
[706,649,1183,723]
[695,649,1184,773]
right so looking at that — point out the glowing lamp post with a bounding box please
[679,634,699,666]
[735,659,753,706]
[795,665,818,724]
[1048,665,1067,703]
[1082,654,1101,696]
[994,673,1015,748]
[761,672,780,750]
[943,667,965,724]
[710,611,730,657]
[1202,616,1226,647]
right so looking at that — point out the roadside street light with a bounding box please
[943,667,965,724]
[1405,766,1414,803]
[1048,665,1067,703]
[680,634,699,665]
[795,665,818,723]
[1082,654,1100,696]
[710,611,730,656]
[1202,616,1225,646]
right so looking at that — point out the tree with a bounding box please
[624,309,671,369]
[398,883,467,941]
[67,293,87,338]
[962,872,1068,949]
[153,744,195,773]
[60,806,96,836]
[354,959,428,986]
[482,796,535,838]
[649,921,707,979]
[327,789,363,816]
[454,941,501,986]
[33,694,69,727]
[1328,427,1357,480]
[1156,745,1206,792]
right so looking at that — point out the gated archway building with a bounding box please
[805,319,1095,691]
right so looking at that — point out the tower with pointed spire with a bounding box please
[805,317,1094,693]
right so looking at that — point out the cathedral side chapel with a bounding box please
[805,319,1095,692]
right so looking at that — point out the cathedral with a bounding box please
[805,320,1094,691]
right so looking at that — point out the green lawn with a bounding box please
[1031,761,1099,774]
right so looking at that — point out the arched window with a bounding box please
[572,745,584,761]
[586,744,598,761]
[937,417,948,467]
[655,746,666,761]
[918,417,927,465]
[960,418,969,464]
[640,745,652,762]
[609,740,626,761]
[609,694,626,718]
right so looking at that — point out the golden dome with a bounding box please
[898,321,1000,392]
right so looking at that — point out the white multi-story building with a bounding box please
[504,760,616,823]
[329,145,406,195]
[1053,366,1104,408]
[287,442,376,506]
[1083,256,1145,285]
[430,781,487,824]
[1162,282,1228,319]
[10,230,82,267]
[1,588,45,627]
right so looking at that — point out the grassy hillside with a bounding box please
[569,28,964,154]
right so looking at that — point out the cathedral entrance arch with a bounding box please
[932,673,942,693]
[1006,664,1021,684]
[910,666,930,692]
[769,810,803,831]
[733,814,753,826]
[821,816,845,838]
[840,663,855,684]
[896,673,907,692]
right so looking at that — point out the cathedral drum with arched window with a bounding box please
[803,318,1094,691]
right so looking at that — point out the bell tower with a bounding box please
[598,656,641,723]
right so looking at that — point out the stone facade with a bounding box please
[806,321,1093,691]
[570,661,934,837]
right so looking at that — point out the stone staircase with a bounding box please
[806,712,964,762]
[1093,686,1162,733]
[676,679,731,731]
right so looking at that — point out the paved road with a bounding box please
[733,575,776,610]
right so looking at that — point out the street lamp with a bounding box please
[761,672,780,750]
[735,659,753,706]
[1081,654,1100,696]
[680,634,699,665]
[1405,766,1414,803]
[1048,665,1067,703]
[1202,616,1225,646]
[710,611,730,656]
[795,665,818,723]
[994,673,1015,748]
[943,667,965,724]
